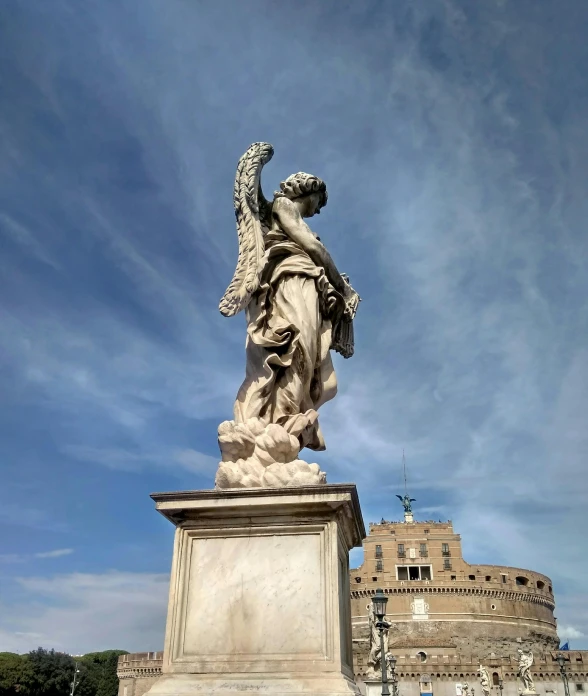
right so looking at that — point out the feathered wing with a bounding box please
[219,142,274,317]
[396,495,403,502]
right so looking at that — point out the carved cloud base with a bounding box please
[144,485,365,696]
[215,414,327,489]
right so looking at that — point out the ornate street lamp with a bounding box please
[372,589,391,696]
[388,654,399,696]
[498,677,504,696]
[556,654,571,696]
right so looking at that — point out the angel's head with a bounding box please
[276,171,328,218]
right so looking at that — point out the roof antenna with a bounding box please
[396,449,415,523]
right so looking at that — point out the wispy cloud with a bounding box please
[34,549,74,559]
[0,549,74,563]
[0,572,168,654]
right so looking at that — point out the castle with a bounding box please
[117,503,586,696]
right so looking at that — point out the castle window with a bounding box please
[354,576,362,583]
[420,543,428,557]
[451,575,456,580]
[537,581,545,589]
[486,575,492,581]
[469,574,476,581]
[376,544,383,558]
[515,576,529,586]
[575,685,584,692]
[549,585,553,593]
[501,574,507,583]
[376,559,383,572]
[424,529,430,534]
[398,544,405,557]
[491,604,497,610]
[397,565,432,581]
[417,651,427,663]
[492,673,500,686]
[442,543,450,556]
[444,559,452,570]
[372,576,378,581]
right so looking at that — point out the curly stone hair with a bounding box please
[275,172,328,209]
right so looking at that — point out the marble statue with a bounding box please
[396,494,416,513]
[478,665,491,696]
[215,142,360,489]
[517,649,536,693]
[366,602,388,679]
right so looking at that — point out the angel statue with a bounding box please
[366,602,388,679]
[215,142,360,489]
[396,494,416,514]
[478,665,491,696]
[517,649,536,694]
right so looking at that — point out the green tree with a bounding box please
[20,648,75,696]
[78,651,127,696]
[0,652,30,696]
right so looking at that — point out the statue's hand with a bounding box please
[341,273,361,319]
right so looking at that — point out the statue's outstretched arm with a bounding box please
[273,197,351,298]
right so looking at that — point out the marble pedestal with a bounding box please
[145,484,365,696]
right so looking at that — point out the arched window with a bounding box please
[537,581,545,589]
[417,651,427,663]
[515,576,529,586]
[493,673,500,686]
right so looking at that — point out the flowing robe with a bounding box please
[233,227,345,451]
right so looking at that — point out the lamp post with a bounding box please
[556,654,571,696]
[372,589,391,696]
[498,677,504,696]
[388,654,399,696]
[70,663,81,696]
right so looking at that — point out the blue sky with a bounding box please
[1,0,587,653]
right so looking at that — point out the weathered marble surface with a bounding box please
[478,665,491,696]
[144,485,365,696]
[215,415,326,488]
[517,649,536,694]
[216,143,360,489]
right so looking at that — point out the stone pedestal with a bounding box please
[363,680,381,696]
[145,484,365,696]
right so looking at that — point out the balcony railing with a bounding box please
[442,550,451,557]
[397,551,406,558]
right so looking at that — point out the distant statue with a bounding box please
[366,603,388,679]
[517,649,536,693]
[216,143,360,489]
[462,682,470,696]
[396,494,416,513]
[478,665,491,696]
